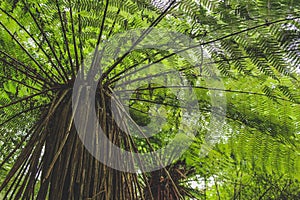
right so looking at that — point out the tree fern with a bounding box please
[0,0,300,199]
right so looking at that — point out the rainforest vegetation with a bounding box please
[0,0,300,199]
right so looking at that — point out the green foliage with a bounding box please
[0,0,300,199]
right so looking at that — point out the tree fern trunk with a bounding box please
[1,88,143,199]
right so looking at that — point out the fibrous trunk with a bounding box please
[1,87,144,200]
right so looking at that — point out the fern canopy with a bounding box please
[0,0,300,199]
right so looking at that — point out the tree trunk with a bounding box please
[1,88,144,199]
